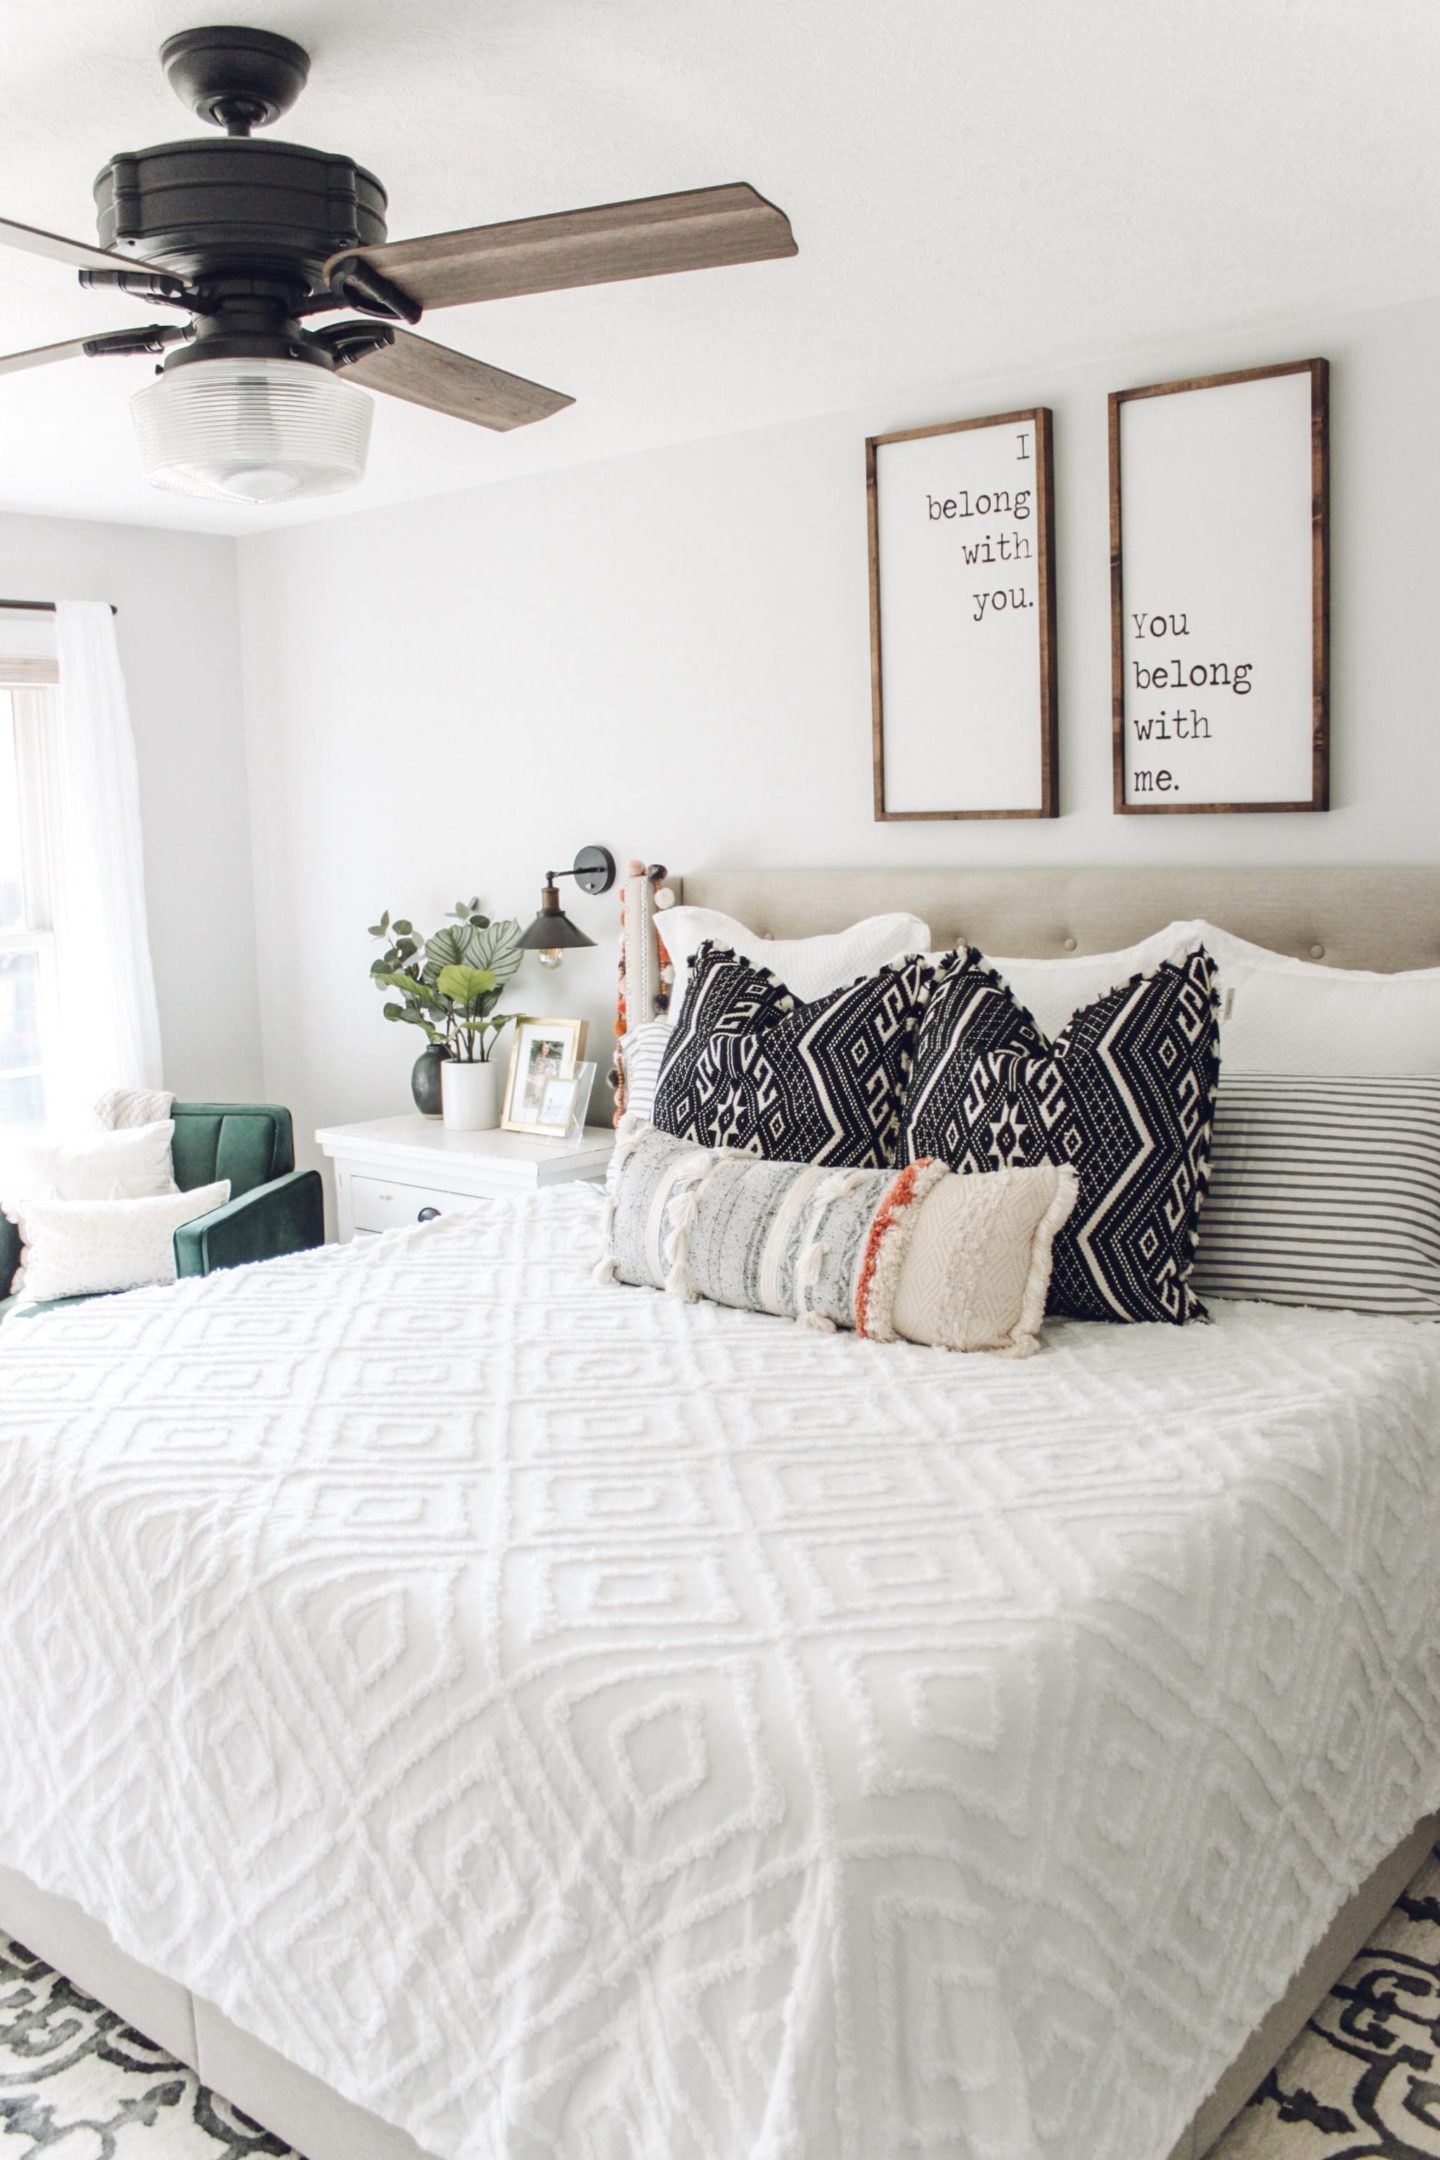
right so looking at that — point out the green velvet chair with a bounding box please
[0,1102,324,1322]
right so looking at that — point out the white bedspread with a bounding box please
[2,1187,1438,2160]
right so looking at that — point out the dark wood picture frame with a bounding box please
[1110,358,1329,815]
[868,407,1057,821]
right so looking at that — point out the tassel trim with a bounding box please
[855,1158,950,1341]
[793,1168,870,1329]
[596,1110,652,1279]
[1000,1163,1080,1358]
[662,1149,718,1303]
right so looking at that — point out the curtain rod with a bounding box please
[0,599,118,615]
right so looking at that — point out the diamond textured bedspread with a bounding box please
[2,1187,1439,2160]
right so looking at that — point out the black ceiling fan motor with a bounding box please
[91,27,387,288]
[0,20,795,443]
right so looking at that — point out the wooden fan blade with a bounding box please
[0,214,176,280]
[336,326,573,430]
[0,335,93,376]
[0,325,187,376]
[324,182,796,312]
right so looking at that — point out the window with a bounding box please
[0,673,61,1129]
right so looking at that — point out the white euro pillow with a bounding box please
[662,907,930,1017]
[0,1119,177,1204]
[1186,922,1440,1074]
[950,918,1440,1076]
[5,1179,229,1304]
[963,923,1202,1041]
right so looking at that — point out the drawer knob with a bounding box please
[417,1206,441,1222]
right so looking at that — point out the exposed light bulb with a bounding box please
[537,948,564,969]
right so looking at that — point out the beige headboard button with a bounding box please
[1309,943,1325,959]
[1062,936,1077,952]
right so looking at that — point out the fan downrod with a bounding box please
[160,26,311,136]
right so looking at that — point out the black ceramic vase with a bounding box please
[411,1043,449,1116]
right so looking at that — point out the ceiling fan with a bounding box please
[0,26,797,505]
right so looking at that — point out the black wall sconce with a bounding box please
[515,845,617,969]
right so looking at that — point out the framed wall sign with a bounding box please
[1110,358,1329,814]
[868,407,1057,820]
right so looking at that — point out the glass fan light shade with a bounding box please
[130,356,373,504]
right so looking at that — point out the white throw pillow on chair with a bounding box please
[4,1179,229,1303]
[0,1120,177,1205]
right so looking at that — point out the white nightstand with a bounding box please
[315,1115,616,1241]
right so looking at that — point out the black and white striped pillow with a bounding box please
[1192,1075,1440,1316]
[619,1019,672,1123]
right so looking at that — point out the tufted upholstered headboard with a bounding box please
[612,862,1440,1114]
[678,866,1440,969]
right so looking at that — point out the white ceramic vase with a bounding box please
[441,1057,501,1132]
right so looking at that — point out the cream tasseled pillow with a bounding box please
[889,1165,1078,1353]
[6,1180,229,1303]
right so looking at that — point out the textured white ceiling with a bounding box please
[1,0,1437,533]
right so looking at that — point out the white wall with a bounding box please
[0,512,263,1104]
[236,287,1440,1166]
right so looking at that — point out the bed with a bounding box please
[2,864,1438,2160]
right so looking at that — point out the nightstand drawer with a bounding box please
[350,1174,487,1233]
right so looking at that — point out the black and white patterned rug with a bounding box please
[1,1850,1437,2158]
[0,1937,298,2158]
[1209,1844,1440,2159]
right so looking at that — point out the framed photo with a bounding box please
[501,1018,588,1134]
[538,1076,579,1129]
[1110,358,1329,814]
[867,406,1057,820]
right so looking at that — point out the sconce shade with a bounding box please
[516,885,597,952]
[515,848,614,965]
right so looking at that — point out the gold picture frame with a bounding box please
[501,1017,588,1135]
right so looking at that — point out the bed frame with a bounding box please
[10,862,1440,2160]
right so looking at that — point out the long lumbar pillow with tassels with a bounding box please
[596,1121,1077,1357]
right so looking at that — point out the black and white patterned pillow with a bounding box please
[649,943,795,1138]
[902,947,1220,1323]
[652,941,933,1169]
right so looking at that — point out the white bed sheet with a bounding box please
[1,1187,1437,2160]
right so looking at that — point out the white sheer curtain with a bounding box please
[51,602,163,1118]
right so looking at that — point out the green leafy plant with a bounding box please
[367,897,529,1062]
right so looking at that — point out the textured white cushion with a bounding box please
[891,1160,1079,1354]
[662,907,930,1018]
[0,1120,176,1204]
[6,1180,229,1303]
